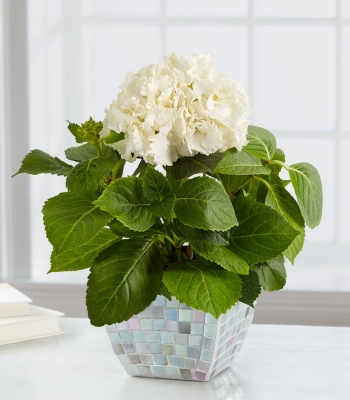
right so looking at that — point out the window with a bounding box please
[1,0,349,291]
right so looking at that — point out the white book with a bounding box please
[0,304,64,346]
[0,283,32,317]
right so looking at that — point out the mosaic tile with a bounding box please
[188,335,203,347]
[106,296,254,381]
[152,307,165,319]
[160,332,174,344]
[175,344,187,356]
[178,322,191,334]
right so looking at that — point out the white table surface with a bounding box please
[0,318,349,400]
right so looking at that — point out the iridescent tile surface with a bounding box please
[106,297,254,382]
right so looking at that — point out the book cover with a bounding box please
[0,304,64,346]
[0,283,33,317]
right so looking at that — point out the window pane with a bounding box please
[253,26,336,131]
[341,27,350,131]
[339,140,350,243]
[167,26,249,88]
[82,0,161,17]
[255,0,336,18]
[167,0,248,17]
[79,24,162,121]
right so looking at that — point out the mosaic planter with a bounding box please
[106,296,254,382]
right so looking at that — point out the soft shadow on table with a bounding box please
[115,367,244,400]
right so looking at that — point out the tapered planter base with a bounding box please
[106,296,254,381]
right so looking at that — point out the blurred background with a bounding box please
[0,0,349,324]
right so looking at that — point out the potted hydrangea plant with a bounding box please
[15,54,322,381]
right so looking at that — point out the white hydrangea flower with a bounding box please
[101,53,251,166]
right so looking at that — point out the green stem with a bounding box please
[253,175,271,190]
[164,235,176,247]
[269,159,289,170]
[95,143,102,157]
[176,248,182,262]
[111,159,125,181]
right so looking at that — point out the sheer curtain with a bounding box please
[1,0,349,290]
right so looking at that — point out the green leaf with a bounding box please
[265,182,305,230]
[163,260,242,318]
[50,229,120,272]
[42,192,113,254]
[101,130,125,144]
[172,220,229,246]
[94,177,155,232]
[215,149,271,176]
[65,142,117,163]
[143,167,172,202]
[218,174,250,195]
[243,125,277,160]
[86,239,163,326]
[68,121,84,143]
[190,240,249,275]
[174,176,238,231]
[143,167,175,220]
[229,197,299,264]
[239,270,261,308]
[288,162,323,228]
[66,157,115,201]
[159,284,172,301]
[283,228,305,264]
[253,255,286,291]
[167,152,225,180]
[14,149,72,177]
[108,219,164,238]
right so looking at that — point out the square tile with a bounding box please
[184,358,197,369]
[175,334,188,345]
[166,308,178,321]
[191,323,204,335]
[133,331,146,343]
[204,324,217,338]
[120,331,133,343]
[122,343,136,353]
[166,321,179,332]
[162,345,175,355]
[152,307,165,319]
[154,354,168,365]
[160,332,174,344]
[140,319,153,331]
[149,343,162,354]
[146,331,160,343]
[175,344,188,356]
[128,355,141,364]
[140,355,154,365]
[188,346,201,358]
[189,335,203,347]
[169,356,184,367]
[135,343,149,354]
[178,309,192,322]
[178,322,191,334]
[153,319,166,331]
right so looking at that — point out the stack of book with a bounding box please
[0,282,64,346]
